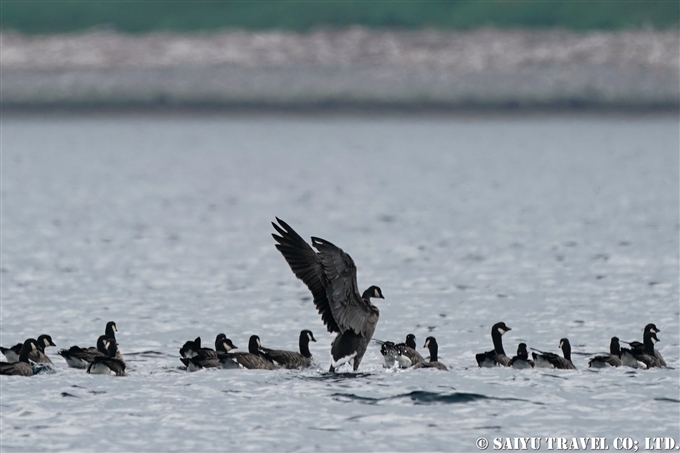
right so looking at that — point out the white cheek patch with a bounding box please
[424,339,430,348]
[113,326,118,333]
[307,333,313,341]
[498,328,507,335]
[257,338,261,348]
[559,341,564,349]
[374,289,380,298]
[651,337,658,344]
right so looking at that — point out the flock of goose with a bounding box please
[0,218,669,376]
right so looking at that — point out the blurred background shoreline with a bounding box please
[3,28,678,114]
[2,1,678,114]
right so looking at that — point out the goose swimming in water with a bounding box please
[261,330,317,369]
[588,337,622,368]
[620,324,663,369]
[180,334,237,371]
[531,338,576,370]
[509,343,535,369]
[219,335,277,370]
[2,334,55,364]
[0,339,39,376]
[380,334,424,368]
[87,337,126,376]
[58,321,122,368]
[621,331,663,369]
[413,337,448,370]
[475,322,512,367]
[272,218,382,373]
[58,335,110,369]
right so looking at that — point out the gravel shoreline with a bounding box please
[2,28,678,111]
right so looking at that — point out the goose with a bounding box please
[180,334,238,371]
[380,334,424,368]
[261,330,317,369]
[621,331,663,369]
[475,322,512,367]
[219,335,277,370]
[638,324,665,366]
[379,341,412,369]
[272,218,382,372]
[399,334,425,367]
[29,334,57,365]
[380,341,400,368]
[588,337,622,368]
[413,337,448,370]
[179,337,216,359]
[58,321,122,368]
[531,338,576,370]
[509,343,535,369]
[1,334,55,363]
[58,335,109,369]
[87,337,126,376]
[0,339,39,376]
[102,321,124,363]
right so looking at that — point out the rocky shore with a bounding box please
[2,28,678,111]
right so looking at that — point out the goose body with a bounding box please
[381,334,424,368]
[588,337,622,368]
[380,341,411,368]
[219,335,277,370]
[509,343,535,369]
[28,334,57,365]
[262,330,316,369]
[0,339,39,376]
[180,334,237,371]
[413,337,448,371]
[272,218,382,372]
[531,338,576,370]
[476,322,512,367]
[59,321,122,368]
[87,338,126,376]
[621,331,663,369]
[59,335,110,369]
[400,334,425,367]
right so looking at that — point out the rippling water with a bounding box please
[1,114,678,451]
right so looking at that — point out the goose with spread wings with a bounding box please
[272,218,383,372]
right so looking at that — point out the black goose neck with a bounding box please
[18,341,34,363]
[361,288,373,300]
[299,336,312,358]
[643,334,656,354]
[105,323,117,341]
[610,340,621,356]
[561,343,572,362]
[491,329,506,355]
[248,337,260,354]
[428,342,439,363]
[406,336,416,350]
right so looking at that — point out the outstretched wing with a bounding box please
[311,237,379,339]
[272,218,340,333]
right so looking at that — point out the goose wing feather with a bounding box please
[272,219,340,333]
[311,236,379,338]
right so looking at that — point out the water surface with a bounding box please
[1,114,678,451]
